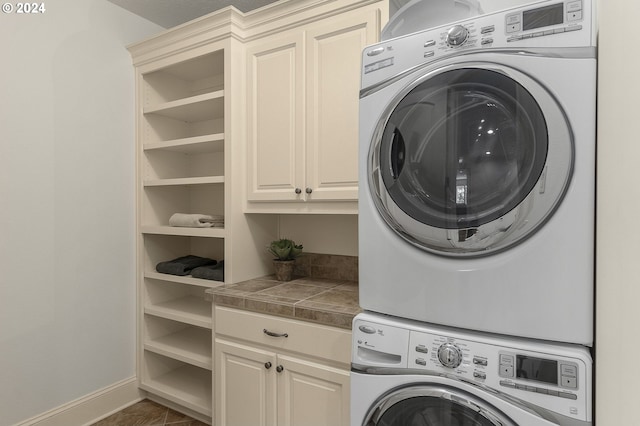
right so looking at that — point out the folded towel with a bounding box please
[191,260,224,282]
[198,215,224,227]
[156,255,217,276]
[169,213,216,228]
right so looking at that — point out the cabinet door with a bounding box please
[247,32,305,202]
[305,9,382,201]
[277,354,351,426]
[215,339,277,426]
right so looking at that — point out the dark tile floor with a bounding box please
[91,399,209,426]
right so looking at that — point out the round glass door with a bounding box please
[364,385,516,426]
[368,64,573,256]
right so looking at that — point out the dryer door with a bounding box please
[368,63,573,257]
[364,384,517,426]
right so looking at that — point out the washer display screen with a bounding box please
[516,355,558,385]
[523,3,563,31]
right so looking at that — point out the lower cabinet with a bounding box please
[214,306,352,426]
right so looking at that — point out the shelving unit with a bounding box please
[135,48,227,422]
[130,24,277,418]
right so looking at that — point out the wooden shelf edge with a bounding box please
[143,134,225,152]
[140,225,225,238]
[144,271,225,288]
[143,176,225,187]
[143,90,224,115]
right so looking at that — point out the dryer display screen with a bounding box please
[516,355,558,385]
[523,3,563,31]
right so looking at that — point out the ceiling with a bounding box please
[107,0,280,28]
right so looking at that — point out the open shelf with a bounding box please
[145,295,212,329]
[141,184,224,228]
[144,317,212,369]
[141,351,212,417]
[144,133,225,154]
[143,176,225,187]
[143,234,224,273]
[141,50,225,146]
[145,271,225,288]
[141,226,225,238]
[144,91,225,122]
[143,50,224,104]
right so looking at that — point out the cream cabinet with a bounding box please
[246,4,386,213]
[214,306,352,426]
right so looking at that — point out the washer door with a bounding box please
[364,385,517,426]
[368,63,573,256]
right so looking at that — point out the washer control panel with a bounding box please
[360,0,594,90]
[352,313,592,422]
[505,0,584,42]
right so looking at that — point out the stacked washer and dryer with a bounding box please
[352,0,596,425]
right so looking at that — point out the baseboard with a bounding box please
[13,377,143,426]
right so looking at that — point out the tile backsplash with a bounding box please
[293,253,358,282]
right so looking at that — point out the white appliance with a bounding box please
[351,312,593,425]
[358,0,596,345]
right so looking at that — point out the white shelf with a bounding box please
[145,271,225,288]
[141,226,225,238]
[141,361,212,416]
[145,327,212,370]
[145,295,212,329]
[143,176,224,187]
[143,134,225,154]
[144,91,224,122]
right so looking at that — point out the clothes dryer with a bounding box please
[358,0,596,345]
[351,312,593,426]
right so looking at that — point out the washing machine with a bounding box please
[358,0,596,345]
[351,312,593,425]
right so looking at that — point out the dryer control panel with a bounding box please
[352,313,593,423]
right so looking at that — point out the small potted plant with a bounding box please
[268,238,303,281]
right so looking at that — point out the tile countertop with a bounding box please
[205,276,361,329]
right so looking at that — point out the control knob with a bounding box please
[437,342,463,368]
[446,25,469,47]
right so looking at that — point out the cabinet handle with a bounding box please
[264,362,272,370]
[295,188,302,194]
[305,187,313,194]
[276,365,284,373]
[263,328,289,338]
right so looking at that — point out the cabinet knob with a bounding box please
[276,365,284,373]
[305,187,313,194]
[295,188,302,194]
[264,362,272,370]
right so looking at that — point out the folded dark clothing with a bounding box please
[191,260,224,281]
[156,255,217,276]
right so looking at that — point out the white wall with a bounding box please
[0,2,161,424]
[595,0,640,423]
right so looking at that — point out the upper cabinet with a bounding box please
[246,4,387,214]
[246,32,305,204]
